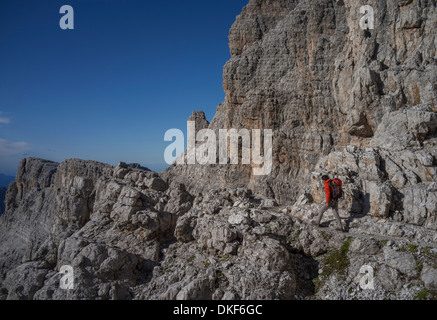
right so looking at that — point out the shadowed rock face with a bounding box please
[0,0,437,301]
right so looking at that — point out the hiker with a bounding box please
[314,175,344,232]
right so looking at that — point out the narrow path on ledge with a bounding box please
[267,206,437,250]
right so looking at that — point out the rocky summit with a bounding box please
[1,0,437,300]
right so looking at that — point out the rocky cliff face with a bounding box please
[1,0,437,300]
[167,0,437,206]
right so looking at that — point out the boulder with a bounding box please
[421,265,437,291]
[383,247,417,277]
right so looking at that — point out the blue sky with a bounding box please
[0,0,248,175]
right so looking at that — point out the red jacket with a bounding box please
[324,179,332,204]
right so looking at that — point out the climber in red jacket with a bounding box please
[314,175,344,232]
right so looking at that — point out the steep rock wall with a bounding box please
[166,0,437,208]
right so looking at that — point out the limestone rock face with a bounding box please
[166,0,437,207]
[308,141,436,229]
[0,158,301,300]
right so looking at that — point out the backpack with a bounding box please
[329,179,343,200]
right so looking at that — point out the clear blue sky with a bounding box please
[0,0,248,175]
